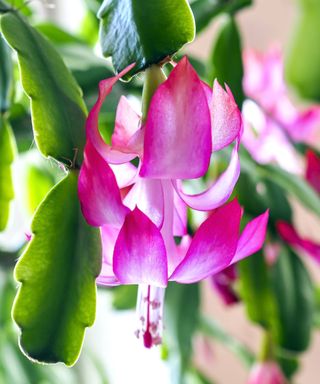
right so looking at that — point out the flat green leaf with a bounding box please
[165,283,200,384]
[13,171,102,366]
[259,163,320,217]
[208,16,244,106]
[238,252,277,330]
[240,148,320,218]
[271,248,314,352]
[199,315,254,367]
[0,12,87,164]
[98,0,195,78]
[0,34,12,112]
[191,0,252,34]
[0,115,15,231]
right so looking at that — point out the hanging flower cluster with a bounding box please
[78,57,268,347]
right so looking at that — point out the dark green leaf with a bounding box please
[271,248,314,352]
[238,252,277,330]
[260,163,320,217]
[0,13,87,164]
[13,171,102,366]
[199,315,254,367]
[191,0,252,34]
[165,283,200,384]
[0,115,15,231]
[276,352,299,380]
[208,16,244,106]
[98,0,195,78]
[0,34,12,112]
[240,148,320,218]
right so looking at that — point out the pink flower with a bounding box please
[248,361,287,384]
[78,57,268,347]
[242,48,320,172]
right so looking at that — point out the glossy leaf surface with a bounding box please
[98,0,195,78]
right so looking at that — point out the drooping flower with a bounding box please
[78,57,268,347]
[242,48,320,173]
[247,361,287,384]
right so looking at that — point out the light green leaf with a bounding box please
[271,248,314,352]
[13,171,102,366]
[0,12,87,165]
[0,115,15,231]
[0,34,12,112]
[98,0,195,78]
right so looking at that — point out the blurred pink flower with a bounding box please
[242,48,320,173]
[78,57,268,347]
[248,361,287,384]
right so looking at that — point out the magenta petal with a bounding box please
[211,80,242,151]
[78,140,129,226]
[277,221,320,264]
[140,57,212,179]
[123,178,164,228]
[113,208,168,286]
[86,63,138,164]
[170,199,241,283]
[211,266,239,306]
[232,210,269,264]
[174,142,240,211]
[306,150,320,194]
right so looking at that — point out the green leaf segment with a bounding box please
[0,12,87,165]
[0,7,102,366]
[13,171,102,366]
[0,116,15,231]
[98,0,195,78]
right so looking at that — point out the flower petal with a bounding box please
[170,199,241,283]
[277,221,320,263]
[113,208,168,287]
[173,142,240,211]
[96,225,121,286]
[109,162,138,188]
[306,150,320,194]
[86,63,139,164]
[78,140,129,227]
[140,57,212,179]
[173,189,187,236]
[123,178,164,228]
[211,266,239,306]
[111,95,143,155]
[232,210,269,264]
[211,80,242,151]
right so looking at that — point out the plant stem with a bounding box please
[141,64,167,123]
